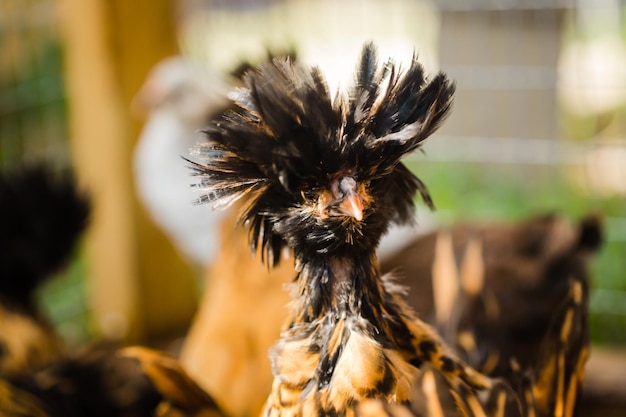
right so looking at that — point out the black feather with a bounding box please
[0,163,90,310]
[190,42,454,263]
[4,345,161,417]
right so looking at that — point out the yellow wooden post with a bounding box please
[56,0,198,343]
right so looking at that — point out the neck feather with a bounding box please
[268,250,423,413]
[290,251,387,325]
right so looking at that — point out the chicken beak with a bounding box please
[339,191,364,221]
[331,175,366,221]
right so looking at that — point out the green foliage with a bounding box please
[36,245,94,348]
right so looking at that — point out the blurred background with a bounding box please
[1,0,624,356]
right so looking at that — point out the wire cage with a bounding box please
[1,0,624,348]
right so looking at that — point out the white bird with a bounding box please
[132,56,234,268]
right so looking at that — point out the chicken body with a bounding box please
[180,206,294,417]
[264,253,499,417]
[181,211,601,417]
[383,213,601,380]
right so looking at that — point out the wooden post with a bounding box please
[56,0,197,343]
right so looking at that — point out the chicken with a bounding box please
[133,57,233,267]
[0,343,229,417]
[179,204,294,417]
[188,43,590,417]
[0,163,89,376]
[382,213,602,379]
[0,163,224,417]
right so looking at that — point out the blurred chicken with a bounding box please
[121,346,225,417]
[133,57,233,267]
[0,344,227,417]
[179,205,294,417]
[189,43,589,416]
[0,163,89,376]
[383,212,602,379]
[0,163,224,417]
[133,50,298,269]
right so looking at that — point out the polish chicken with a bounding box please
[179,204,295,417]
[188,43,591,417]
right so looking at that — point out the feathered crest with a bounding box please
[0,163,90,308]
[189,42,454,264]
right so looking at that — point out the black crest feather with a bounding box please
[0,163,90,308]
[189,42,454,264]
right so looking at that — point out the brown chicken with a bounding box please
[0,163,224,417]
[121,346,226,417]
[0,343,229,417]
[188,43,589,416]
[180,206,294,417]
[383,212,602,380]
